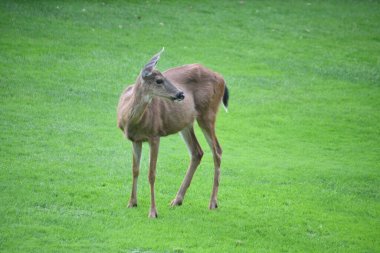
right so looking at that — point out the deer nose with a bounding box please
[175,91,185,101]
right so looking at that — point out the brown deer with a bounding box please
[117,48,229,218]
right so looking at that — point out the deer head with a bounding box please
[139,48,185,101]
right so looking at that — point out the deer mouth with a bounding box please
[172,97,184,102]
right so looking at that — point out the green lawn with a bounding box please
[1,0,379,252]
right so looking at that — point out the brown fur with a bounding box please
[117,62,226,218]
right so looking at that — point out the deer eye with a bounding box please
[156,79,163,84]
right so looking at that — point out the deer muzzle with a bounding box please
[173,91,185,101]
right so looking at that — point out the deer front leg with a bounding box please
[148,137,160,218]
[128,141,142,208]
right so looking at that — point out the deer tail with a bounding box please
[222,84,229,112]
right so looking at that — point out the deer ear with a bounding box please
[141,69,152,78]
[141,47,165,78]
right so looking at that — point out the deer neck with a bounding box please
[127,84,152,125]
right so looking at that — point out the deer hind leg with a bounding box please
[171,124,203,207]
[198,117,222,209]
[128,141,142,208]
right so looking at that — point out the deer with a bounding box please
[117,48,229,218]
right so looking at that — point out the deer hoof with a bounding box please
[127,200,137,208]
[170,198,183,207]
[148,209,158,218]
[209,201,218,209]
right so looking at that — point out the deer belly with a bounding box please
[159,106,197,136]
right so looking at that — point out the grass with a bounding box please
[1,0,379,252]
